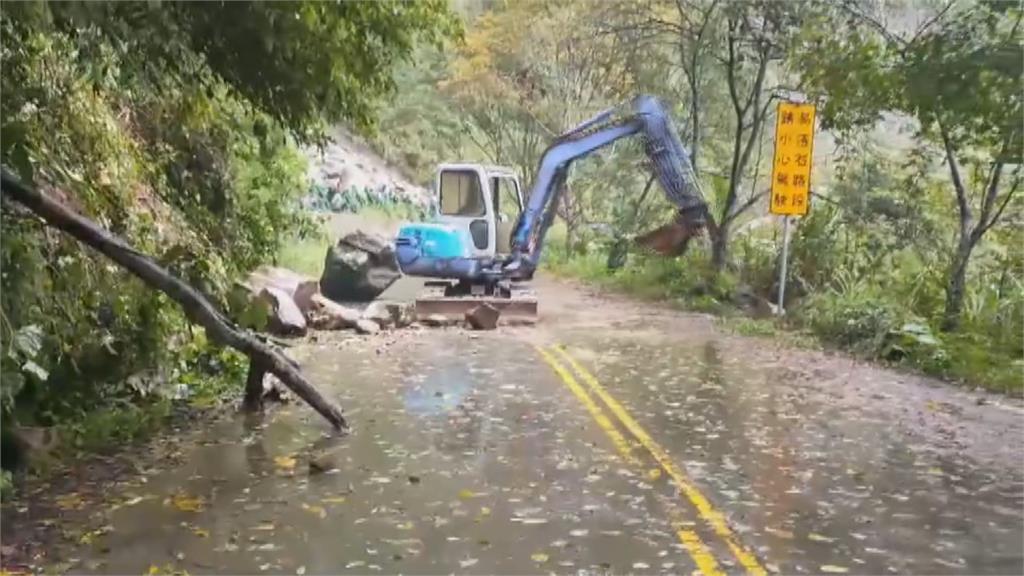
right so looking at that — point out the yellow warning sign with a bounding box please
[770,102,816,216]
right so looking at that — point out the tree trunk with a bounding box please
[1,169,347,430]
[243,360,267,412]
[711,220,729,271]
[942,239,975,331]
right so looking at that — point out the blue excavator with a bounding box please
[394,95,710,322]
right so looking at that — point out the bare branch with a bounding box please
[725,189,768,224]
[909,0,958,45]
[977,166,1021,237]
[838,0,907,48]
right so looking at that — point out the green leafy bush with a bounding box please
[0,1,459,457]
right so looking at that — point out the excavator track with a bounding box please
[414,282,538,325]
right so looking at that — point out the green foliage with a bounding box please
[7,1,461,142]
[801,1,1022,157]
[797,1,1023,328]
[0,1,460,457]
[60,399,171,455]
[724,317,779,338]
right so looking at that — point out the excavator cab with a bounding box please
[396,164,523,279]
[435,164,523,257]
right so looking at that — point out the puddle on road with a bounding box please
[403,367,473,417]
[563,334,1024,575]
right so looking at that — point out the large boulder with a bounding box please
[320,231,401,303]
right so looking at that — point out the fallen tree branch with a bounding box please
[1,168,347,431]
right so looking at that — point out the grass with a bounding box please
[277,233,331,277]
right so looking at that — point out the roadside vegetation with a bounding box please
[0,1,458,485]
[370,0,1021,395]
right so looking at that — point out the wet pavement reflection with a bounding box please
[33,333,695,574]
[4,296,1022,575]
[561,334,1023,575]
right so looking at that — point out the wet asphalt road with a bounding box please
[4,278,1023,575]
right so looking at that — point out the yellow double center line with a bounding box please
[537,345,767,576]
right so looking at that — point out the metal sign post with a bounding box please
[769,101,816,316]
[777,216,790,315]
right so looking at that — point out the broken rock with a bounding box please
[262,375,291,404]
[247,266,320,316]
[363,301,416,329]
[258,287,307,336]
[355,319,380,335]
[465,303,500,330]
[421,314,455,328]
[362,301,394,329]
[309,294,361,330]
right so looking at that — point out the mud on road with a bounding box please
[2,276,1022,575]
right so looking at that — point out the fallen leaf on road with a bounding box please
[808,533,835,543]
[274,456,297,471]
[531,552,549,563]
[169,494,204,513]
[79,525,113,545]
[458,489,476,499]
[56,493,85,511]
[765,527,794,539]
[323,496,347,505]
[570,529,589,537]
[820,565,849,573]
[253,522,275,531]
[192,527,209,538]
[647,468,662,481]
[296,567,306,576]
[459,559,478,568]
[301,504,327,519]
[123,495,148,507]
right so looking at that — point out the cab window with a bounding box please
[439,170,485,217]
[490,176,522,222]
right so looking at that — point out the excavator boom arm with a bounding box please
[506,95,708,274]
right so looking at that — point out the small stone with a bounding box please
[420,313,452,328]
[309,453,337,474]
[355,319,380,335]
[362,301,394,329]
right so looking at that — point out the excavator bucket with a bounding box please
[414,283,538,326]
[635,208,715,257]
